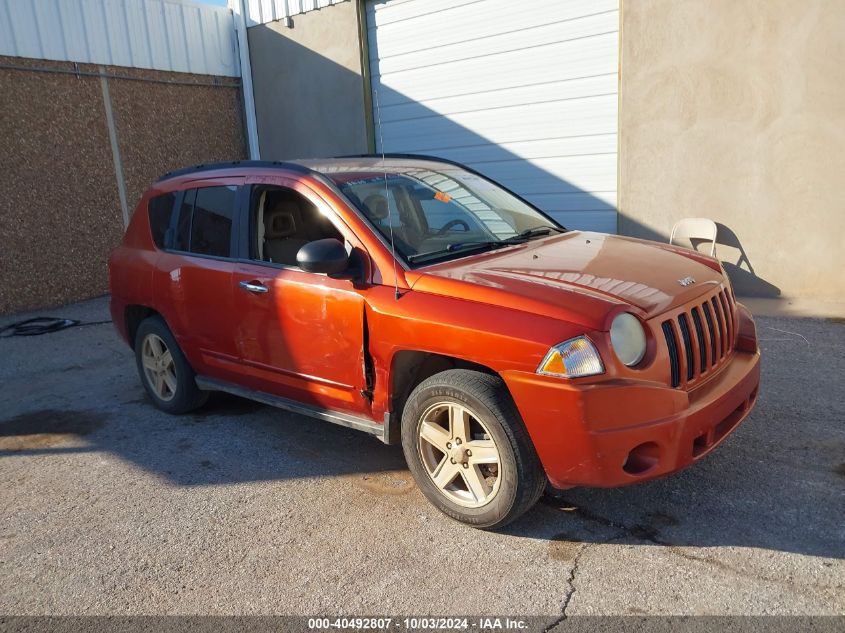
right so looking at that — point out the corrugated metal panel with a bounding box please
[242,0,350,28]
[0,0,240,77]
[367,0,620,233]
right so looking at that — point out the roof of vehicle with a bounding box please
[155,154,468,183]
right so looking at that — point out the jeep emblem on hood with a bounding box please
[678,276,696,287]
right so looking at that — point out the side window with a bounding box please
[252,186,343,267]
[191,186,237,257]
[171,186,237,257]
[148,193,176,248]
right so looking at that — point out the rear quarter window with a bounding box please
[148,193,176,248]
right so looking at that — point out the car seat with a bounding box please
[263,200,308,265]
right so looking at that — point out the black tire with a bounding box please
[134,315,208,414]
[401,369,546,529]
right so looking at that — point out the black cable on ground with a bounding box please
[0,317,112,338]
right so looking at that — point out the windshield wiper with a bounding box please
[509,225,566,241]
[485,225,564,247]
[407,241,504,263]
[407,226,565,264]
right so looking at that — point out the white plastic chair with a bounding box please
[670,218,718,257]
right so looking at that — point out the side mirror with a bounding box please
[296,238,350,275]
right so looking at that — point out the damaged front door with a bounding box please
[231,176,371,417]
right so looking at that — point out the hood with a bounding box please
[405,232,725,330]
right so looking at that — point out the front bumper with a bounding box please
[502,347,760,489]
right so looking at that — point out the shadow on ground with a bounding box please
[0,392,408,487]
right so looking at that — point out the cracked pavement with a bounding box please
[0,297,843,617]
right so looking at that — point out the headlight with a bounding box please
[610,313,647,366]
[537,336,604,379]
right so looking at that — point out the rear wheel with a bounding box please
[134,316,208,414]
[401,369,545,529]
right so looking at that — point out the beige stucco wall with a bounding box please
[619,0,845,301]
[248,1,370,160]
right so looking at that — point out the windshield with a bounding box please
[327,165,564,266]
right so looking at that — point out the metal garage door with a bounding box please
[366,0,619,233]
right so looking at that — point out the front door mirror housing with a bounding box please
[296,238,350,275]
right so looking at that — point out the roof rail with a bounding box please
[156,160,312,182]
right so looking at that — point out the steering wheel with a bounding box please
[435,219,470,236]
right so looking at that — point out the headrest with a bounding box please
[265,204,297,239]
[363,194,389,221]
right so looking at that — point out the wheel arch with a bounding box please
[125,305,161,350]
[386,350,498,443]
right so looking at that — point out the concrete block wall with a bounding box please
[0,56,247,315]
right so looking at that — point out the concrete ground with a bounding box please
[0,296,842,617]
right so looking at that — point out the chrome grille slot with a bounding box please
[678,313,695,381]
[662,320,680,388]
[691,307,707,374]
[720,289,734,346]
[711,297,725,358]
[702,302,717,366]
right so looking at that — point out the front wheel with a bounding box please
[401,369,545,529]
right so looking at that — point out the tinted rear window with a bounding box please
[148,193,176,249]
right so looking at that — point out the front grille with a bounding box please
[661,287,735,389]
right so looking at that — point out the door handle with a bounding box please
[239,280,269,294]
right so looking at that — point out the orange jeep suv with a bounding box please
[109,156,760,528]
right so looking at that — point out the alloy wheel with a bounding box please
[141,334,177,402]
[417,401,502,508]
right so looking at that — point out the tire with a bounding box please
[134,315,208,414]
[401,369,545,529]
